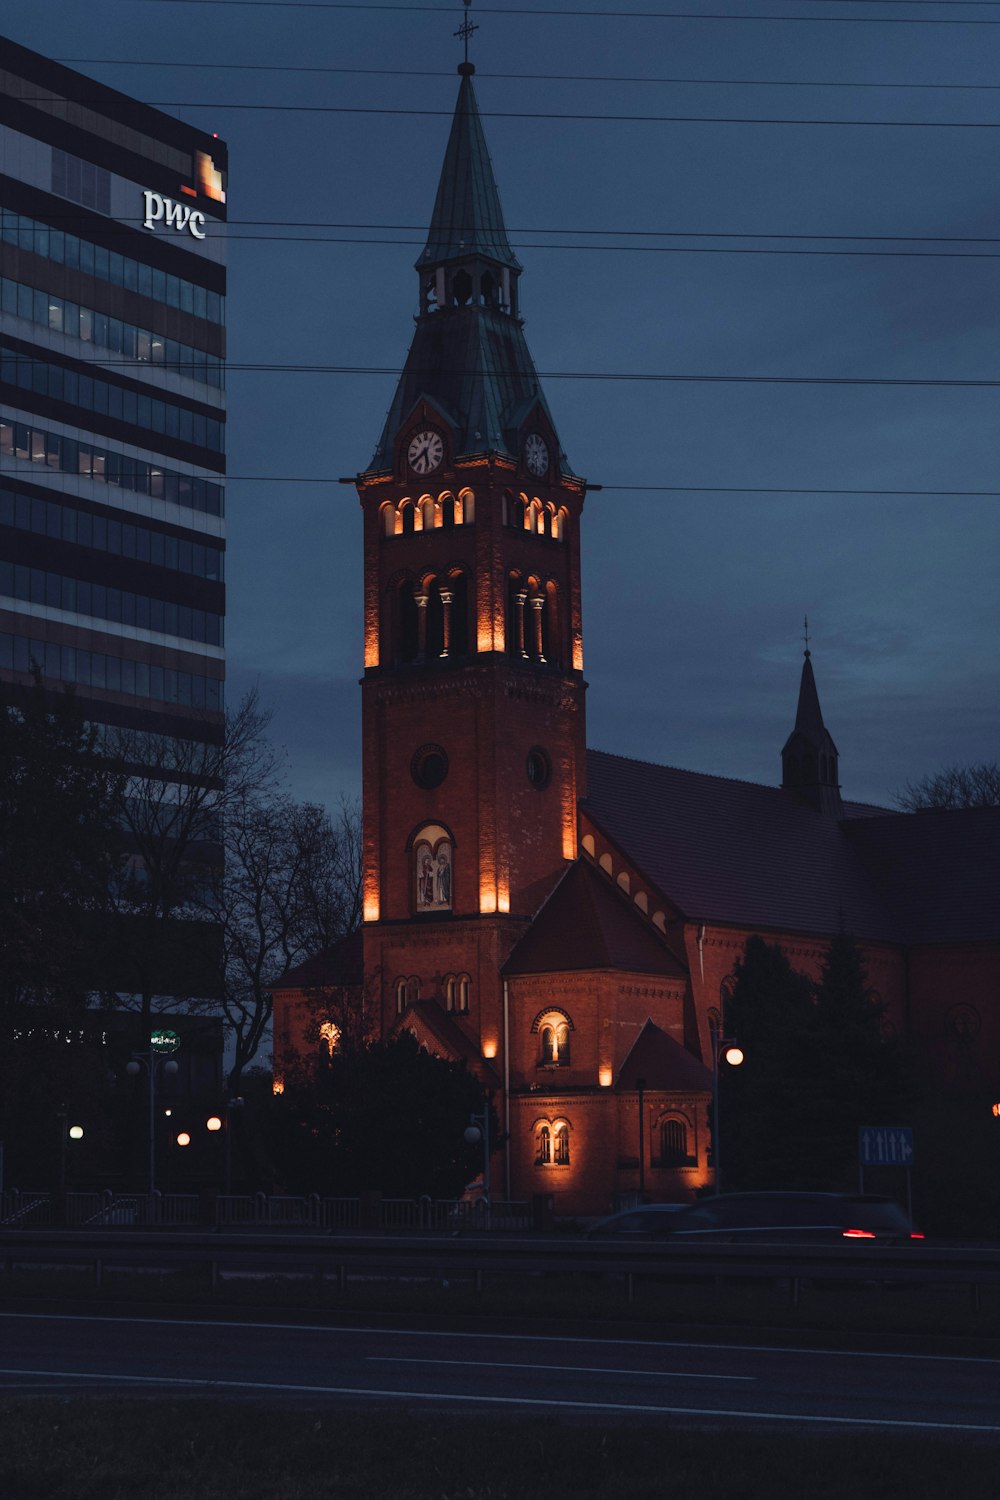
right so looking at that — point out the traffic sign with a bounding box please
[858,1126,914,1167]
[150,1028,181,1055]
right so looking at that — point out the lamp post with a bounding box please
[711,1033,744,1196]
[464,1108,491,1206]
[126,1030,180,1196]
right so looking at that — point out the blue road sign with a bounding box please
[858,1126,914,1167]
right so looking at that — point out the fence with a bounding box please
[0,1189,534,1234]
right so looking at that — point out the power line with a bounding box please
[58,58,1000,91]
[228,219,1000,243]
[221,475,1000,496]
[137,99,1000,126]
[223,231,1000,258]
[125,0,1000,25]
[186,362,1000,386]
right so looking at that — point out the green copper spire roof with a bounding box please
[418,64,521,274]
[366,64,578,478]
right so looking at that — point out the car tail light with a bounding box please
[842,1228,876,1238]
[909,1232,925,1240]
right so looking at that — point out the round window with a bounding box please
[411,744,449,790]
[526,747,551,789]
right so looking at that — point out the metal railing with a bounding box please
[0,1189,534,1234]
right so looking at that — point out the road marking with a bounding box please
[1,1311,999,1367]
[0,1365,998,1432]
[368,1356,754,1382]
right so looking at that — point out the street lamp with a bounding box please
[126,1038,180,1195]
[464,1108,491,1206]
[711,1032,744,1196]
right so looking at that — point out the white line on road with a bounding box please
[2,1311,999,1368]
[0,1366,998,1433]
[368,1356,755,1381]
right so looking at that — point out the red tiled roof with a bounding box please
[616,1020,713,1093]
[584,749,901,941]
[585,749,1000,946]
[843,806,1000,944]
[503,857,688,978]
[270,927,364,992]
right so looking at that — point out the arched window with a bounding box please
[536,1123,551,1165]
[660,1117,689,1167]
[400,501,415,536]
[444,974,470,1014]
[319,1021,341,1057]
[381,503,395,538]
[553,1122,571,1166]
[414,825,453,912]
[535,1010,573,1066]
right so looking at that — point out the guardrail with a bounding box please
[0,1189,534,1235]
[0,1227,999,1309]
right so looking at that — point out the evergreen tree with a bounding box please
[719,935,818,1191]
[270,1031,497,1199]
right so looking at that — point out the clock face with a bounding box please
[524,433,548,477]
[407,428,444,475]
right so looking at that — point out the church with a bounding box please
[271,64,1000,1217]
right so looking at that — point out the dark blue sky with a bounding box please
[14,0,1000,808]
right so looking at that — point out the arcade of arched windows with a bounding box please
[532,1008,574,1068]
[444,973,471,1014]
[534,1117,572,1167]
[580,834,669,934]
[381,488,475,538]
[501,491,567,542]
[421,263,515,316]
[507,573,561,666]
[390,569,470,665]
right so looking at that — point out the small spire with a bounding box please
[455,0,478,70]
[803,613,811,659]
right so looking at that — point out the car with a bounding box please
[584,1204,690,1241]
[650,1192,924,1246]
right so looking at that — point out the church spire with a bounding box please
[365,65,576,478]
[781,635,843,816]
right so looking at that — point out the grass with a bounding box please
[2,1403,1000,1500]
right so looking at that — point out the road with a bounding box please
[2,1310,1000,1433]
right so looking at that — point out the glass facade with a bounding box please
[0,44,226,741]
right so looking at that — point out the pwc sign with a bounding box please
[143,190,207,240]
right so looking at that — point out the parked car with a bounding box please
[584,1204,690,1240]
[639,1192,923,1246]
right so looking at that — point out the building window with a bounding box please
[395,977,420,1014]
[535,1119,571,1167]
[660,1118,688,1167]
[445,974,470,1014]
[319,1021,341,1057]
[533,1008,574,1067]
[553,1122,570,1166]
[536,1124,551,1165]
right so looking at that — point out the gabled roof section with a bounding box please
[616,1020,713,1093]
[502,858,688,978]
[398,1000,500,1084]
[418,67,521,274]
[787,650,832,747]
[585,749,900,942]
[270,928,364,993]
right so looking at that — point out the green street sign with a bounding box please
[150,1028,181,1056]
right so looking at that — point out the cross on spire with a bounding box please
[454,0,478,67]
[803,613,811,658]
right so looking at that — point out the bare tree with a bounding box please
[102,688,278,1032]
[896,762,1000,812]
[221,794,363,1093]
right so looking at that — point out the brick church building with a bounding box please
[272,64,1000,1216]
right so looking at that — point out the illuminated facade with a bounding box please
[0,38,226,758]
[272,63,1000,1217]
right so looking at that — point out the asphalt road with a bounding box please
[2,1311,1000,1433]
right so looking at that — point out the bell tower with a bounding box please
[356,63,588,1045]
